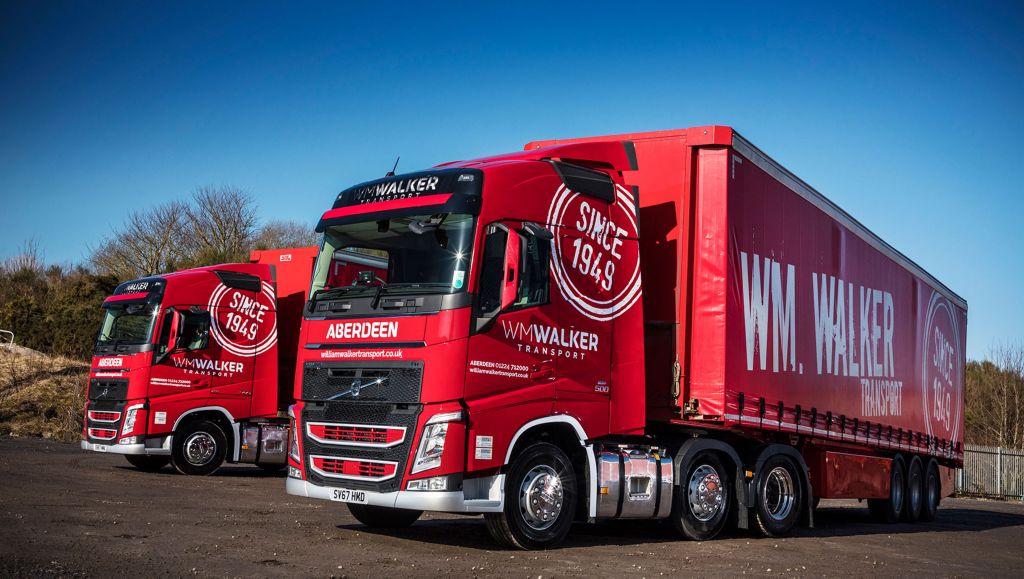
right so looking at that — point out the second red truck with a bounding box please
[285,126,967,548]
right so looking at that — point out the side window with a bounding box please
[180,309,211,351]
[475,221,551,319]
[476,224,508,317]
[513,227,550,309]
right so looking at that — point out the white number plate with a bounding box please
[330,488,367,504]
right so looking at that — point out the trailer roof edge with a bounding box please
[731,131,967,311]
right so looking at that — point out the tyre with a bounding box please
[920,459,941,522]
[903,457,924,522]
[671,450,731,541]
[171,419,227,476]
[484,442,577,550]
[752,454,803,537]
[347,504,422,528]
[868,455,905,523]
[125,455,170,472]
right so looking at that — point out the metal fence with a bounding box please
[957,444,1024,500]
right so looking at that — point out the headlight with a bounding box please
[121,404,144,436]
[288,406,300,463]
[411,411,462,474]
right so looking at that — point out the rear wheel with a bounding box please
[125,455,170,472]
[485,442,577,550]
[171,419,227,476]
[920,459,941,522]
[671,451,731,541]
[903,457,924,522]
[868,455,905,523]
[347,504,422,528]
[752,454,803,537]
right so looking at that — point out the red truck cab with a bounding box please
[81,248,322,474]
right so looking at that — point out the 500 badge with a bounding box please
[207,282,278,356]
[546,183,641,321]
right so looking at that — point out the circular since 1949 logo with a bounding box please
[207,282,278,357]
[546,183,641,321]
[920,291,963,448]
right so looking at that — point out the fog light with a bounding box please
[407,476,448,491]
[288,466,303,479]
[119,436,140,445]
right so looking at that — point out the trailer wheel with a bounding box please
[903,457,924,522]
[171,419,227,476]
[671,451,731,541]
[347,504,422,528]
[752,454,803,537]
[868,455,905,523]
[484,442,577,550]
[920,459,941,522]
[125,455,170,472]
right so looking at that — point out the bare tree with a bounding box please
[183,186,258,265]
[966,343,1024,449]
[2,238,44,274]
[253,220,319,250]
[89,201,190,280]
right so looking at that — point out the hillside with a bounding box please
[0,345,88,441]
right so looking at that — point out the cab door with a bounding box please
[464,221,560,469]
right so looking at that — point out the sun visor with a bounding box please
[316,168,483,232]
[103,277,166,306]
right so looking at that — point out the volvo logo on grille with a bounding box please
[328,375,388,399]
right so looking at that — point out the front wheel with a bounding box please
[347,504,422,528]
[171,419,227,476]
[125,455,170,472]
[671,450,731,541]
[485,442,577,550]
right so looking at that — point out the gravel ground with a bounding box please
[1,437,1022,577]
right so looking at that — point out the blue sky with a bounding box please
[0,1,1021,359]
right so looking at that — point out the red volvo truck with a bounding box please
[285,126,967,549]
[81,247,385,474]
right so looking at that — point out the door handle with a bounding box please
[528,360,555,381]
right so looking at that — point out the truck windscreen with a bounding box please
[95,303,158,350]
[310,213,475,299]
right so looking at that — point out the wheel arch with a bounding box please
[172,406,236,458]
[504,416,597,519]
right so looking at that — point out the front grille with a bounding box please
[87,427,117,440]
[87,410,121,423]
[301,361,423,403]
[306,422,406,447]
[85,399,127,445]
[302,401,421,492]
[310,456,398,481]
[88,378,129,401]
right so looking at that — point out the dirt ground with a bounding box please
[1,437,1022,578]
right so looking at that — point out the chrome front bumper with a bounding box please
[80,437,171,456]
[286,475,504,513]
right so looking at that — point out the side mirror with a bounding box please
[500,227,521,311]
